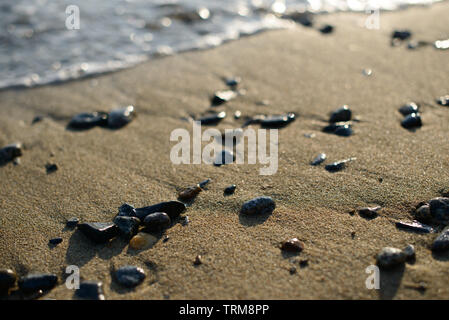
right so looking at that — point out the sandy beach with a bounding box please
[0,2,448,300]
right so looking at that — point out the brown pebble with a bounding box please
[281,238,304,253]
[129,233,158,250]
[194,255,202,265]
[178,184,202,201]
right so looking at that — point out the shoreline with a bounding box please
[0,2,448,300]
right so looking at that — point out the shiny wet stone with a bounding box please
[107,106,135,129]
[135,201,186,220]
[18,273,58,293]
[178,184,202,201]
[260,113,296,128]
[77,222,119,243]
[117,203,137,217]
[129,232,158,250]
[281,238,304,253]
[358,207,381,219]
[224,184,236,195]
[395,220,434,233]
[113,216,141,239]
[436,95,449,106]
[325,158,355,172]
[399,102,419,116]
[225,77,241,88]
[75,281,104,300]
[376,247,406,269]
[0,269,17,292]
[241,196,275,215]
[198,178,211,189]
[68,112,108,129]
[311,153,326,166]
[199,111,226,125]
[0,143,22,164]
[403,244,415,261]
[143,212,171,232]
[432,227,449,252]
[429,197,449,224]
[323,123,353,136]
[114,266,146,288]
[211,90,237,106]
[329,105,351,123]
[401,113,422,129]
[414,204,431,223]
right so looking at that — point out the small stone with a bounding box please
[323,122,353,137]
[414,204,431,223]
[241,196,275,215]
[199,111,226,125]
[45,163,58,174]
[129,232,158,250]
[114,266,146,288]
[198,179,211,189]
[358,206,381,219]
[178,184,202,201]
[214,150,234,166]
[224,185,236,195]
[260,113,296,129]
[403,244,415,260]
[75,281,104,300]
[325,158,356,172]
[432,227,449,252]
[319,24,334,34]
[329,106,352,123]
[135,201,186,220]
[107,106,135,129]
[289,267,297,275]
[376,247,406,269]
[435,40,449,50]
[429,197,449,224]
[181,216,189,226]
[68,112,108,129]
[194,255,202,265]
[234,111,242,119]
[211,90,237,106]
[436,95,449,106]
[311,153,326,166]
[281,238,304,253]
[18,273,58,293]
[362,69,372,76]
[399,102,419,116]
[77,222,119,243]
[117,203,136,217]
[113,216,141,239]
[392,30,412,40]
[66,217,79,228]
[299,259,309,268]
[401,113,422,129]
[0,269,17,292]
[49,237,63,245]
[0,143,22,164]
[143,212,171,232]
[225,77,241,88]
[32,116,44,124]
[395,220,434,233]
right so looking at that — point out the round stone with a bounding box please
[143,212,171,232]
[376,247,406,269]
[115,266,146,288]
[241,196,275,215]
[0,269,17,292]
[129,232,158,250]
[281,238,305,253]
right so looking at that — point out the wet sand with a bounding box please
[0,3,448,299]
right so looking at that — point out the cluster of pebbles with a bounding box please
[391,29,449,51]
[399,102,422,129]
[68,105,135,130]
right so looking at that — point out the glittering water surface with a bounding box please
[0,0,442,89]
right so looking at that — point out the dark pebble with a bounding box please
[436,95,449,106]
[225,77,241,88]
[282,12,313,27]
[401,113,422,129]
[181,215,189,226]
[114,266,146,288]
[432,227,449,252]
[414,204,432,223]
[49,237,63,245]
[358,206,381,219]
[241,196,275,215]
[199,111,226,125]
[194,255,202,265]
[0,143,22,164]
[399,102,419,116]
[224,184,236,195]
[323,122,353,137]
[135,200,186,220]
[107,106,135,129]
[117,203,137,217]
[68,112,108,129]
[281,238,304,253]
[311,153,326,166]
[429,197,449,224]
[143,212,171,232]
[329,105,352,123]
[18,273,58,293]
[45,163,58,174]
[32,116,44,124]
[392,30,412,40]
[66,217,79,228]
[395,220,434,233]
[376,247,406,269]
[319,24,334,34]
[325,158,355,172]
[214,150,234,166]
[77,222,119,243]
[75,281,104,300]
[260,113,296,128]
[211,90,237,106]
[113,216,141,239]
[0,269,17,292]
[178,184,202,201]
[403,244,415,260]
[198,178,211,189]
